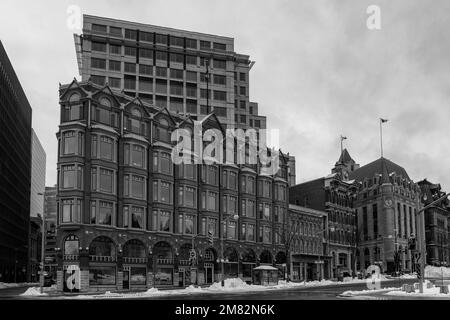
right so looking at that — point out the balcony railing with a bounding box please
[179,259,191,266]
[157,258,174,265]
[63,254,79,261]
[123,257,147,264]
[90,255,116,262]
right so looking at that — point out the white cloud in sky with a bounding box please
[1,0,449,189]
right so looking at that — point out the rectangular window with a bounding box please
[169,53,183,64]
[263,226,271,243]
[227,221,237,240]
[186,55,197,65]
[124,62,136,73]
[99,168,114,193]
[156,51,167,61]
[131,206,144,229]
[63,131,77,155]
[100,136,113,160]
[186,71,197,82]
[91,24,107,33]
[109,44,121,55]
[159,211,171,232]
[248,224,255,241]
[213,75,226,85]
[92,42,106,52]
[131,145,144,167]
[170,36,184,47]
[170,68,183,79]
[109,26,122,37]
[155,34,167,45]
[213,42,226,51]
[200,40,210,50]
[240,86,246,96]
[91,57,106,69]
[213,90,226,101]
[131,175,145,199]
[239,72,246,81]
[124,46,137,57]
[156,67,167,77]
[98,201,113,225]
[140,31,153,43]
[109,77,121,88]
[89,267,116,285]
[125,29,137,40]
[140,48,153,59]
[139,64,153,76]
[124,76,136,90]
[373,204,378,238]
[61,199,81,223]
[186,38,197,49]
[213,59,226,69]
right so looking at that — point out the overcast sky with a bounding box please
[1,0,449,190]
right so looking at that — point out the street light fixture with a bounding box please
[37,192,45,294]
[220,214,239,287]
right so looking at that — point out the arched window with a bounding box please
[132,108,142,118]
[123,239,146,258]
[100,97,112,108]
[64,235,79,255]
[89,236,116,258]
[69,92,81,103]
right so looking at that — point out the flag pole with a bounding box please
[380,119,383,158]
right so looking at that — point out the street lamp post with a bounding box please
[37,192,45,294]
[220,214,239,287]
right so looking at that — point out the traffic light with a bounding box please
[208,230,214,245]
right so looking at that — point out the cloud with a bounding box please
[1,0,449,190]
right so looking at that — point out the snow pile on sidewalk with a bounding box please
[386,283,450,298]
[399,274,418,279]
[341,287,398,296]
[21,287,48,296]
[0,282,38,289]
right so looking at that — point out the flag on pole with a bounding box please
[380,118,388,123]
[340,135,347,141]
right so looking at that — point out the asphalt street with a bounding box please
[0,279,419,300]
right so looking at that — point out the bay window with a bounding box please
[223,195,237,215]
[123,206,145,229]
[89,201,114,226]
[124,143,146,168]
[124,174,146,199]
[201,217,218,236]
[178,186,196,208]
[153,180,173,204]
[201,191,218,211]
[62,131,83,156]
[153,151,172,175]
[152,210,172,232]
[178,214,196,235]
[226,221,237,240]
[61,199,81,223]
[61,164,83,189]
[247,224,255,241]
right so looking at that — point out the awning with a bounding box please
[253,265,278,271]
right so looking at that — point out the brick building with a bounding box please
[288,204,327,281]
[418,179,450,266]
[54,80,290,292]
[289,150,358,279]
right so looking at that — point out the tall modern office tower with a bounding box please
[0,40,33,283]
[30,129,46,217]
[74,15,267,130]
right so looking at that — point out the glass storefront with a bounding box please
[154,268,173,285]
[89,266,116,285]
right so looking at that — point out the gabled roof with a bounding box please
[91,84,122,106]
[59,78,89,100]
[153,107,177,125]
[200,112,225,133]
[336,148,355,164]
[348,157,410,182]
[123,96,152,117]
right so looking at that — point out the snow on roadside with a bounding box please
[21,287,48,296]
[385,284,450,298]
[20,275,401,298]
[341,287,398,296]
[0,282,38,289]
